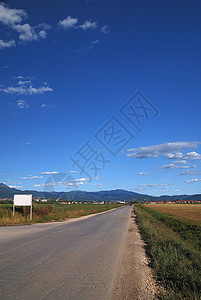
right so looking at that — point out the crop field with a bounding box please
[0,203,125,225]
[134,204,201,299]
[145,204,201,224]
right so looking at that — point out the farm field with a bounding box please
[134,204,201,299]
[145,204,201,224]
[0,203,125,225]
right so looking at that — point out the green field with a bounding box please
[134,204,201,299]
[0,203,125,225]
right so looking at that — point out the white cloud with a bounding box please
[17,100,30,109]
[181,170,200,175]
[20,142,31,146]
[174,189,182,192]
[129,187,147,191]
[36,23,52,30]
[0,39,15,49]
[138,172,150,175]
[34,179,84,188]
[0,3,49,45]
[18,80,31,85]
[34,182,61,188]
[14,23,38,41]
[91,40,100,44]
[101,25,109,34]
[166,151,201,160]
[59,16,78,29]
[185,178,201,183]
[21,176,43,179]
[80,20,97,30]
[38,30,47,39]
[14,75,30,79]
[159,164,196,170]
[40,171,59,175]
[174,160,187,164]
[68,170,78,173]
[68,177,89,183]
[0,3,27,26]
[138,183,169,187]
[2,85,53,95]
[9,185,23,189]
[127,141,200,159]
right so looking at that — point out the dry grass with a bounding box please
[145,204,201,224]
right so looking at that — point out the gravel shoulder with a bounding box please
[111,208,158,300]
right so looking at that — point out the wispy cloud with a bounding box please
[127,141,200,159]
[2,85,53,95]
[34,178,86,188]
[17,80,31,85]
[17,100,30,109]
[91,40,100,44]
[180,170,200,175]
[138,183,169,187]
[21,175,43,179]
[20,142,31,146]
[159,163,196,170]
[138,172,150,175]
[80,20,97,30]
[101,25,109,34]
[40,171,59,175]
[185,178,201,183]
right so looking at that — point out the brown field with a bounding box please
[145,204,201,224]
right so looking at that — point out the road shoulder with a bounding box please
[111,208,158,300]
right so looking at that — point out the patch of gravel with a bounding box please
[111,209,159,300]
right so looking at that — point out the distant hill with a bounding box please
[0,183,200,202]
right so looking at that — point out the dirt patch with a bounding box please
[111,210,158,300]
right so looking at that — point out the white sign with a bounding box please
[14,194,32,206]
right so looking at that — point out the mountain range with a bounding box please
[0,183,200,202]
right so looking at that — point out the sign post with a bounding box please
[13,195,33,221]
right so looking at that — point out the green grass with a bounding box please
[134,204,201,300]
[0,203,125,225]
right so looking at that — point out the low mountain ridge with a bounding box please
[0,183,200,202]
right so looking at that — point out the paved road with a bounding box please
[0,206,131,300]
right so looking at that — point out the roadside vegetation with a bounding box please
[134,204,201,299]
[0,203,125,225]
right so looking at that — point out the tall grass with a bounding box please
[0,203,124,225]
[134,204,201,299]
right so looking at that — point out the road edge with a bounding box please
[111,207,159,300]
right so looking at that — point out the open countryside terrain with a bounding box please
[0,203,125,226]
[145,204,201,224]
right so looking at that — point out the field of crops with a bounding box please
[145,204,201,224]
[0,203,124,225]
[134,204,201,299]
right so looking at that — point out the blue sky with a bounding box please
[0,0,201,196]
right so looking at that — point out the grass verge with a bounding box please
[0,203,125,225]
[134,204,201,299]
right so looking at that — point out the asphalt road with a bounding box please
[0,206,131,300]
